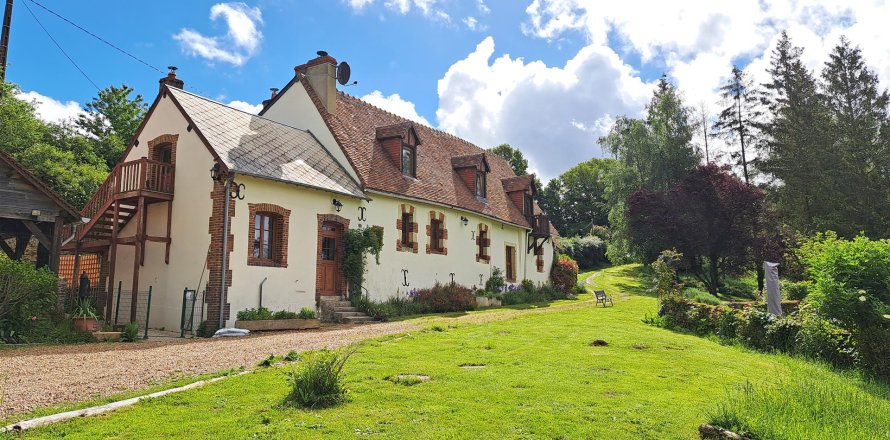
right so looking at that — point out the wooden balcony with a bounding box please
[529,214,550,238]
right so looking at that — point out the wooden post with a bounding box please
[49,216,63,273]
[130,196,144,323]
[105,201,119,322]
[165,201,172,264]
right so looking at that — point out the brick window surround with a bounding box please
[247,203,290,268]
[147,134,179,166]
[396,204,419,253]
[476,223,490,263]
[425,210,448,255]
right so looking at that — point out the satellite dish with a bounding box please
[337,62,351,86]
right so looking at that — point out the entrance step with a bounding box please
[342,315,374,324]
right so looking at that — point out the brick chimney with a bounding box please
[159,66,184,92]
[295,51,337,115]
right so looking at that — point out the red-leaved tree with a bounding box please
[627,164,765,294]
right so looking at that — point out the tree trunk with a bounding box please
[707,255,720,295]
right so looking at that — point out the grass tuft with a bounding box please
[283,348,353,409]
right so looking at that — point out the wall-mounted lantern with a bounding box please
[460,216,468,226]
[332,199,343,212]
[210,163,221,181]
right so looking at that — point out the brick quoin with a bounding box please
[205,178,235,331]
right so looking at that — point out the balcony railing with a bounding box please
[529,214,550,237]
[82,158,175,221]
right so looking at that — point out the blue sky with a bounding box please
[9,0,889,179]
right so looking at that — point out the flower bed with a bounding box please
[234,307,319,331]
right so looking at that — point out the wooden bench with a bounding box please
[594,290,613,307]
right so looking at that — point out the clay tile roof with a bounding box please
[450,153,488,171]
[375,122,414,140]
[501,175,534,193]
[298,76,549,229]
[167,88,364,199]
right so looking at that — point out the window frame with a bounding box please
[505,245,516,282]
[401,212,413,246]
[475,171,486,197]
[401,143,416,177]
[430,218,444,253]
[253,213,276,262]
[477,229,488,260]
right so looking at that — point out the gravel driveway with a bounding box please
[0,321,419,419]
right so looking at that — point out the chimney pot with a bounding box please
[317,50,328,57]
[270,87,279,98]
[159,66,184,92]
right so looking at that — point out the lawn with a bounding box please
[14,265,890,439]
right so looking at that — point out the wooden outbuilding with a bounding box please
[0,150,82,272]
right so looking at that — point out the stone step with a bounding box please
[334,311,364,317]
[333,306,358,312]
[343,315,374,324]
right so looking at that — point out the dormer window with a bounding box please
[401,144,416,177]
[475,171,486,198]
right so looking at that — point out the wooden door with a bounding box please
[317,221,342,296]
[505,245,516,282]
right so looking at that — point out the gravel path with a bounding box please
[0,321,418,419]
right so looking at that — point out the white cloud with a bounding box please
[16,90,82,123]
[344,0,449,21]
[436,37,651,179]
[360,90,431,126]
[462,16,478,31]
[227,100,263,114]
[174,2,263,66]
[477,0,490,15]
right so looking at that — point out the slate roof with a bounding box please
[167,87,365,199]
[297,77,550,229]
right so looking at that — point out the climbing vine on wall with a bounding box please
[343,226,384,295]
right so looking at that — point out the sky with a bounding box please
[7,0,890,180]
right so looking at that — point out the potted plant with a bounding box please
[72,298,99,332]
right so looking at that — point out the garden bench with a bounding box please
[594,290,613,307]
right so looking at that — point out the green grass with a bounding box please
[13,265,890,439]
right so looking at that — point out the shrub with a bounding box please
[195,320,214,338]
[272,310,299,320]
[684,286,720,305]
[652,249,683,300]
[296,307,316,320]
[414,283,475,313]
[350,294,426,321]
[0,255,58,342]
[783,280,811,300]
[343,226,384,295]
[765,316,801,353]
[716,309,743,340]
[796,307,858,369]
[237,307,273,321]
[484,267,506,293]
[799,233,890,378]
[284,348,353,408]
[550,254,579,292]
[738,308,774,350]
[558,235,607,269]
[120,322,140,342]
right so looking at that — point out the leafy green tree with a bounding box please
[714,66,763,183]
[489,143,529,176]
[76,84,147,167]
[541,158,616,237]
[0,81,109,208]
[599,76,700,262]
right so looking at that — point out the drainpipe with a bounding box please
[259,277,267,309]
[219,172,235,330]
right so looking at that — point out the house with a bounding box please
[67,51,556,333]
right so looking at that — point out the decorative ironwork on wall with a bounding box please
[402,269,410,287]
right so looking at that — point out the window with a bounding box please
[157,145,173,164]
[401,144,416,177]
[254,214,275,261]
[524,191,533,216]
[401,212,413,246]
[475,171,486,197]
[506,245,516,282]
[248,203,290,267]
[476,224,490,263]
[430,219,443,252]
[321,236,336,260]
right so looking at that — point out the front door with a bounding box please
[317,221,343,296]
